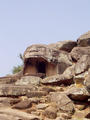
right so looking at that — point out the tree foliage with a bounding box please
[12,53,23,74]
[12,65,22,74]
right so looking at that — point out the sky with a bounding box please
[0,0,90,76]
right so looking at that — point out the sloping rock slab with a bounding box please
[0,84,37,97]
[66,86,90,101]
[49,92,75,113]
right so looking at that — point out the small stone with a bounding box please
[36,103,49,109]
[12,99,32,109]
[43,106,57,119]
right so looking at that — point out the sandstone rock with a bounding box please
[74,55,90,75]
[43,106,57,119]
[36,103,49,109]
[84,68,90,92]
[39,86,55,93]
[41,65,74,85]
[48,40,77,52]
[27,91,48,98]
[49,92,75,113]
[77,31,90,47]
[23,44,59,63]
[28,98,40,104]
[23,44,73,78]
[0,84,37,97]
[70,46,90,61]
[66,86,90,101]
[0,108,41,120]
[0,76,17,84]
[12,99,32,109]
[15,76,42,86]
[57,51,73,74]
[0,97,21,107]
[74,72,88,88]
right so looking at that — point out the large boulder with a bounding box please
[41,74,73,85]
[74,55,90,75]
[41,65,75,85]
[49,92,75,114]
[48,40,77,52]
[57,51,73,74]
[66,86,90,101]
[77,31,90,47]
[70,46,90,61]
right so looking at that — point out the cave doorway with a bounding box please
[36,61,46,74]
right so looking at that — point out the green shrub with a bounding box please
[12,65,22,74]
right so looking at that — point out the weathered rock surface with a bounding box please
[48,40,77,52]
[49,92,75,113]
[66,86,90,101]
[41,65,75,85]
[43,106,57,119]
[0,84,37,97]
[12,99,32,109]
[0,108,41,120]
[70,46,90,61]
[77,31,90,47]
[15,76,42,86]
[58,51,73,74]
[23,44,59,63]
[1,31,90,120]
[74,55,90,75]
[27,91,48,98]
[41,74,73,85]
[85,68,90,92]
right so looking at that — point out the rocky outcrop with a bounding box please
[48,40,77,52]
[70,46,90,61]
[77,31,90,47]
[0,31,90,120]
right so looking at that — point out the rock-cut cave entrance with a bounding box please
[36,61,46,74]
[24,58,47,78]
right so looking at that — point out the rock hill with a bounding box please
[0,31,90,120]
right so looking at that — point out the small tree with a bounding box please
[12,53,23,74]
[12,65,22,74]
